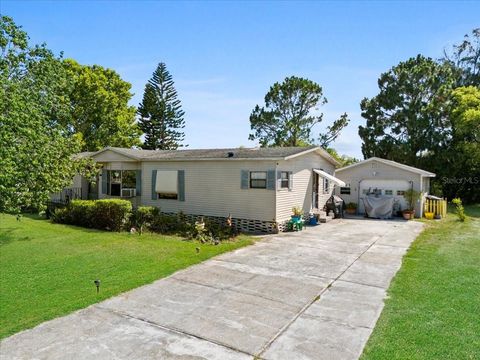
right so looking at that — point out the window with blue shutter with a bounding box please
[266,170,276,190]
[241,170,249,189]
[102,169,108,194]
[151,170,157,200]
[178,170,185,201]
[135,170,142,196]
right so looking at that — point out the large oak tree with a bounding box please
[61,59,141,151]
[358,55,456,167]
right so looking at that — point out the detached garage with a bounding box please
[334,157,436,218]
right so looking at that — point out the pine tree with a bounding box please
[138,63,186,150]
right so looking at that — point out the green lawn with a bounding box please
[361,204,480,360]
[0,214,254,339]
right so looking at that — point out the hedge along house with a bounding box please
[334,157,436,218]
[71,146,343,233]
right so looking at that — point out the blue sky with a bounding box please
[2,1,478,157]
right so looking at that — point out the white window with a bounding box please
[250,171,267,189]
[109,170,137,197]
[385,189,393,195]
[155,170,178,199]
[280,172,290,188]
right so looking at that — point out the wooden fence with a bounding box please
[424,198,447,218]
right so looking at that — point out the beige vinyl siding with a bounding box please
[275,153,336,222]
[142,160,277,221]
[335,160,424,216]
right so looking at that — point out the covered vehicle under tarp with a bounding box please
[362,196,394,219]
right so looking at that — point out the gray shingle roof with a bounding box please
[336,157,436,176]
[88,145,339,164]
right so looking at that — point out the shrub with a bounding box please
[53,199,132,231]
[131,206,159,234]
[183,216,237,243]
[150,212,183,234]
[204,217,237,241]
[51,200,94,227]
[69,200,95,227]
[346,202,357,210]
[404,189,422,211]
[93,199,132,231]
[51,207,70,224]
[452,198,466,222]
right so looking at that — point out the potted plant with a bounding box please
[291,206,303,220]
[402,189,421,220]
[345,202,357,215]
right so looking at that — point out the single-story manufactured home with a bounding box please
[334,157,436,218]
[62,146,345,233]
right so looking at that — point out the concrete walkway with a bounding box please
[0,218,423,360]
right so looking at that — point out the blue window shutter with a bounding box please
[241,170,249,189]
[178,170,185,201]
[288,171,293,190]
[151,170,157,200]
[267,170,276,190]
[101,169,108,194]
[135,170,141,196]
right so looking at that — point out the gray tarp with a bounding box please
[362,196,394,219]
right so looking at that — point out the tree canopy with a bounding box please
[359,29,480,203]
[443,28,479,86]
[442,86,480,202]
[359,55,456,167]
[249,76,349,148]
[0,16,94,213]
[61,59,141,151]
[138,63,186,150]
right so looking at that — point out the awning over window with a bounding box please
[155,170,178,194]
[313,169,346,187]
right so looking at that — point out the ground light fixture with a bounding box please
[94,279,101,293]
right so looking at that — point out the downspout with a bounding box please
[419,175,423,218]
[274,161,278,231]
[357,179,363,215]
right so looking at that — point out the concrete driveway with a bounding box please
[0,218,423,360]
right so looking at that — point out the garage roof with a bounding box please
[336,157,436,177]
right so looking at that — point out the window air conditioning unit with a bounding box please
[121,188,136,198]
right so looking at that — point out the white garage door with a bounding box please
[359,179,410,215]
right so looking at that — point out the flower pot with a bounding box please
[424,212,434,220]
[291,215,302,221]
[402,210,415,220]
[346,208,356,215]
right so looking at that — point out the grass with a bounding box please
[361,204,480,360]
[0,214,254,339]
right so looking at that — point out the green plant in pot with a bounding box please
[345,202,357,215]
[402,189,421,220]
[291,206,303,220]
